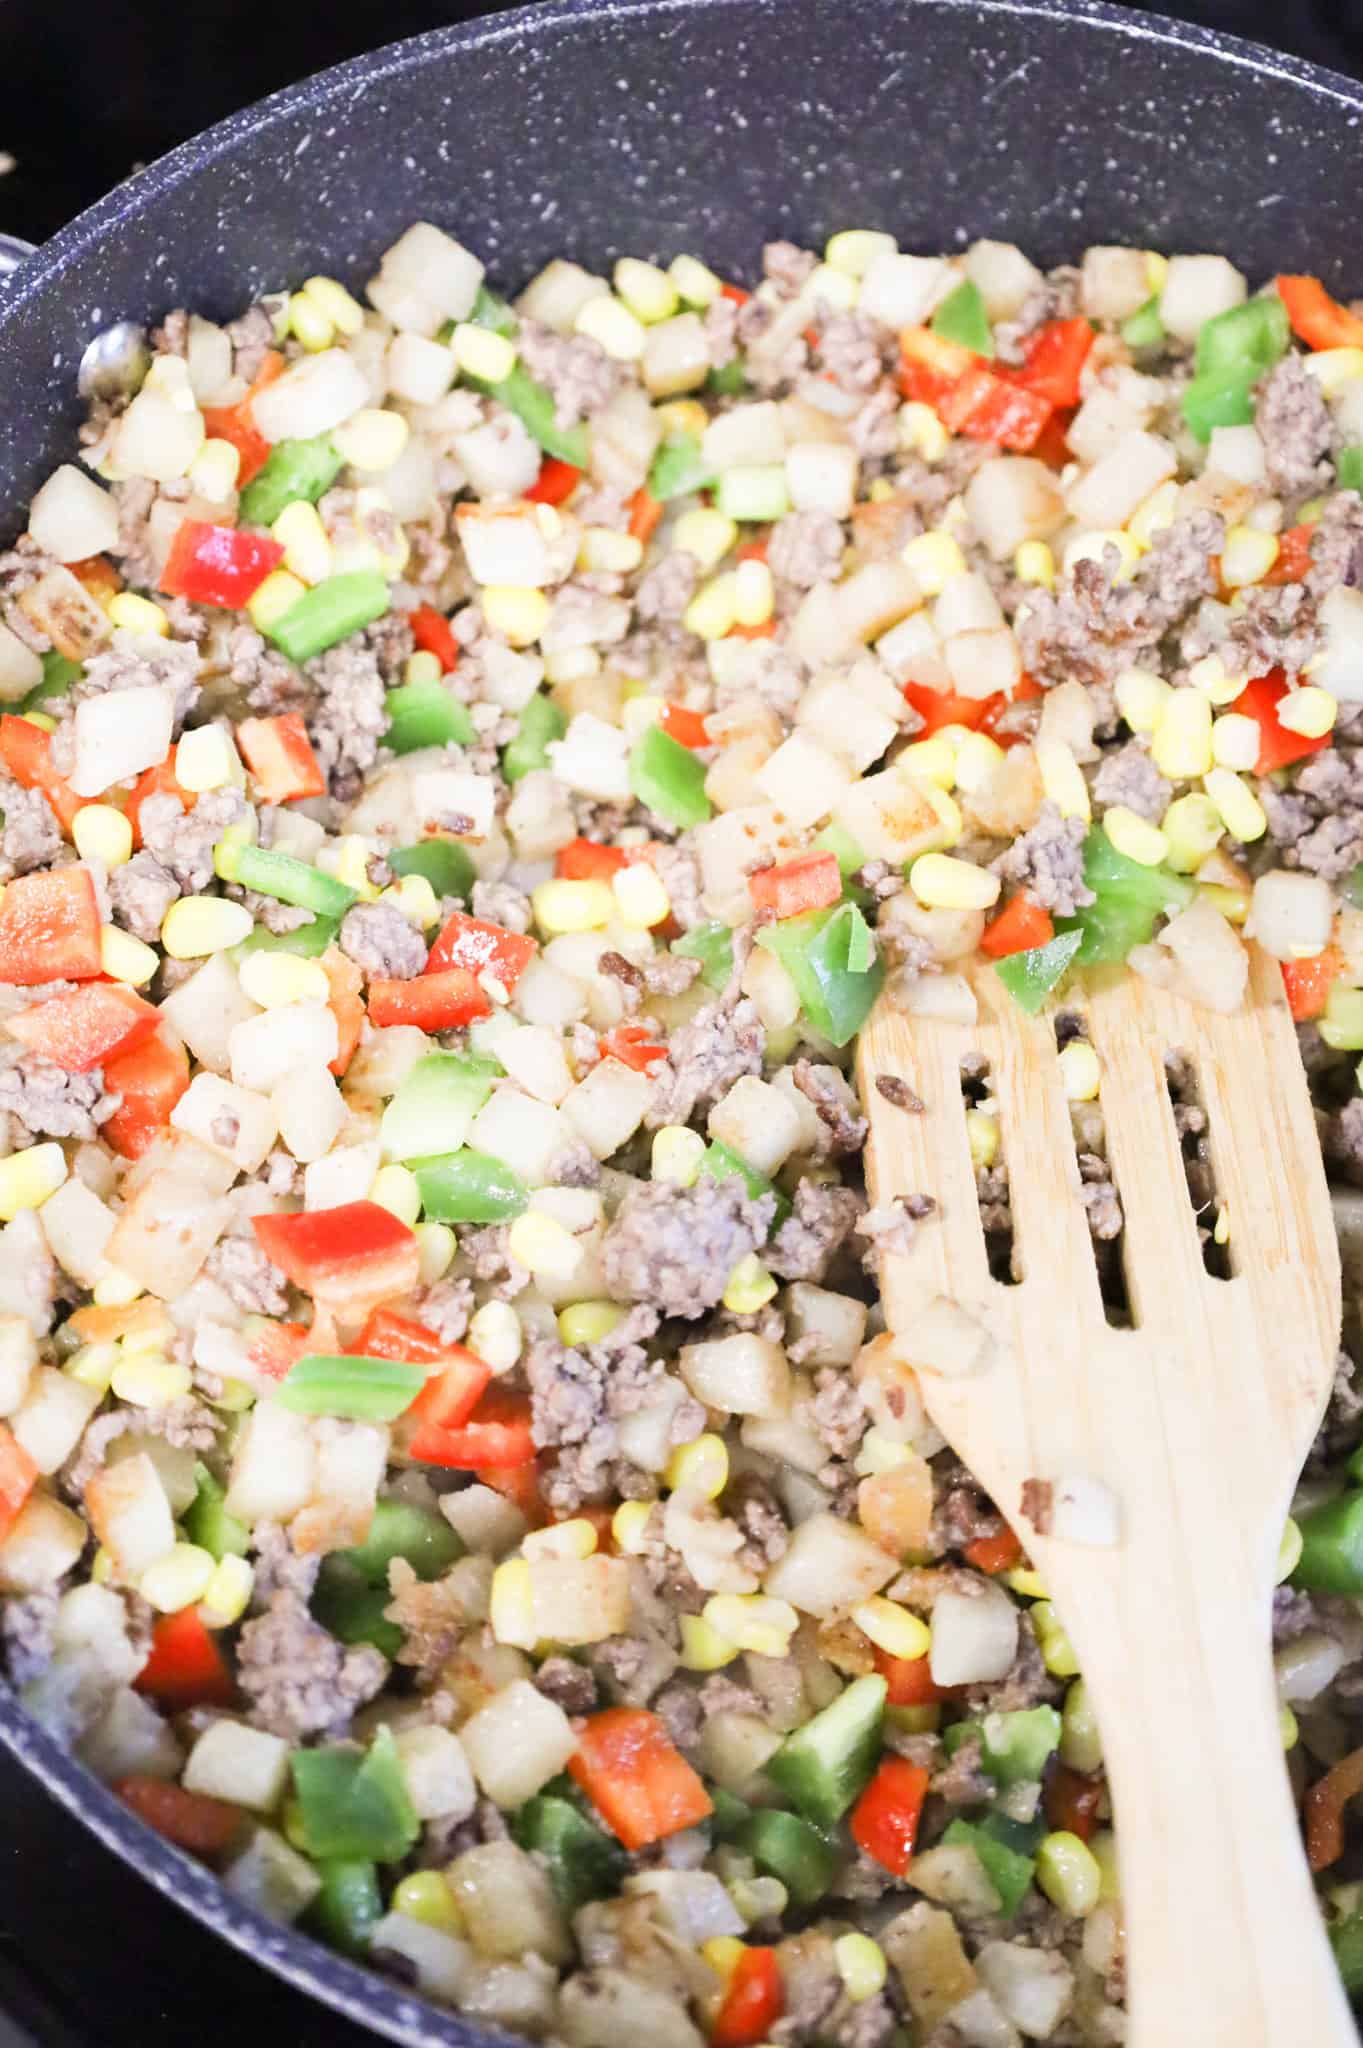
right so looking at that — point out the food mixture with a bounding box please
[2,223,1363,2047]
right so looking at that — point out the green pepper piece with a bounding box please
[648,433,716,502]
[1339,446,1363,493]
[767,1673,887,1829]
[512,1794,629,1914]
[755,901,884,1047]
[1194,294,1291,381]
[978,1705,1062,1785]
[236,912,340,960]
[502,690,567,783]
[707,1786,753,1839]
[812,823,869,880]
[707,356,748,397]
[381,1052,501,1163]
[290,1726,420,1863]
[469,363,589,468]
[274,1353,427,1422]
[1348,1442,1363,1486]
[389,839,476,901]
[182,1462,249,1562]
[334,1497,465,1585]
[1292,1490,1363,1594]
[383,676,476,754]
[672,920,734,991]
[311,1561,405,1660]
[735,1809,839,1909]
[411,1146,529,1224]
[700,1140,791,1229]
[1332,1910,1363,1998]
[993,929,1084,1013]
[220,842,358,919]
[238,434,344,528]
[266,570,392,665]
[1120,295,1165,352]
[1181,371,1257,443]
[1057,828,1197,966]
[468,285,518,336]
[21,649,82,713]
[941,1819,1035,1916]
[308,1858,384,1957]
[932,278,994,358]
[976,1808,1047,1856]
[629,724,712,828]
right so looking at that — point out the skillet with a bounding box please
[1,0,1363,2036]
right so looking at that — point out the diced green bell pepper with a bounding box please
[947,1706,1062,1785]
[266,570,392,666]
[701,1139,791,1229]
[672,920,734,991]
[1332,1910,1363,1998]
[469,285,518,336]
[381,1052,501,1163]
[502,690,567,783]
[715,466,790,523]
[21,649,82,713]
[239,434,344,528]
[513,1794,629,1914]
[1181,372,1257,442]
[708,356,748,397]
[290,1726,419,1864]
[311,1562,404,1660]
[993,929,1084,1014]
[236,912,341,959]
[648,433,716,502]
[411,1146,528,1224]
[707,1786,752,1838]
[218,841,357,919]
[735,1809,839,1909]
[1339,446,1363,493]
[1195,294,1291,381]
[932,278,994,357]
[976,1809,1047,1857]
[469,363,589,468]
[335,1497,465,1586]
[755,901,884,1047]
[812,823,868,879]
[629,724,712,828]
[1056,828,1196,966]
[1292,1490,1363,1595]
[941,1819,1035,1917]
[183,1462,249,1562]
[274,1353,427,1422]
[307,1858,384,1957]
[389,839,476,901]
[1119,295,1165,351]
[767,1673,887,1829]
[383,676,476,753]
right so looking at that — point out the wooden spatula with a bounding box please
[856,943,1356,2046]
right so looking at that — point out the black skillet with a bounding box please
[1,0,1362,2038]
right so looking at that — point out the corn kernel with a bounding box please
[72,803,133,869]
[679,1613,741,1670]
[176,724,243,794]
[612,1500,654,1554]
[544,645,602,687]
[622,694,665,742]
[140,1542,217,1614]
[160,896,254,959]
[909,852,1000,912]
[1064,529,1142,581]
[1036,1831,1102,1918]
[923,783,963,850]
[574,294,647,362]
[897,401,949,463]
[247,568,308,632]
[330,833,381,900]
[852,1596,931,1661]
[853,1430,911,1479]
[1220,524,1279,588]
[405,648,443,688]
[578,526,644,576]
[111,1355,193,1407]
[108,591,170,637]
[1013,540,1056,589]
[19,711,56,732]
[1277,685,1337,739]
[558,1300,624,1348]
[481,584,550,647]
[1060,1674,1102,1773]
[0,1143,66,1221]
[834,1933,887,2004]
[668,254,724,308]
[672,507,738,573]
[1032,1599,1080,1676]
[415,1221,455,1288]
[449,322,518,383]
[701,1937,747,1988]
[666,1432,729,1501]
[287,291,334,351]
[369,1163,421,1226]
[1280,1702,1299,1751]
[1058,1040,1101,1102]
[1114,667,1171,733]
[703,1593,799,1658]
[92,1265,143,1308]
[1102,805,1168,867]
[1127,478,1179,546]
[385,873,442,929]
[531,877,615,934]
[1160,791,1223,872]
[803,263,859,313]
[902,530,967,596]
[1145,250,1170,292]
[734,558,774,629]
[1302,345,1363,397]
[489,1559,537,1649]
[654,398,710,440]
[67,1342,118,1393]
[722,1252,778,1315]
[332,407,410,474]
[612,862,671,929]
[91,1548,113,1584]
[900,736,957,790]
[1187,652,1248,706]
[524,1517,598,1561]
[1276,1517,1303,1585]
[467,1299,522,1375]
[951,730,1006,797]
[652,1124,706,1188]
[1210,711,1261,772]
[684,572,739,641]
[614,257,679,324]
[1199,882,1250,925]
[1203,766,1266,844]
[238,950,331,1009]
[865,479,892,506]
[393,1870,464,1934]
[1151,689,1214,779]
[271,500,334,586]
[1036,738,1092,822]
[1090,1828,1120,1901]
[207,1379,255,1414]
[507,1209,583,1283]
[826,228,898,276]
[188,437,241,500]
[301,275,366,336]
[966,1107,999,1170]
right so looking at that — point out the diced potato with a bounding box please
[85,1452,176,1579]
[680,1332,792,1419]
[559,1970,706,2048]
[975,1941,1076,2040]
[783,1285,868,1368]
[756,730,855,829]
[459,1679,579,1807]
[184,1719,291,1812]
[965,240,1044,319]
[79,1686,182,1784]
[930,1583,1020,1685]
[1080,246,1154,324]
[797,673,898,776]
[273,1063,346,1164]
[393,1723,479,1821]
[697,1709,784,1796]
[964,458,1065,562]
[908,1842,1004,1917]
[1065,429,1177,530]
[859,252,954,328]
[223,1827,323,1925]
[786,441,859,519]
[882,1902,981,2031]
[105,1155,233,1303]
[1158,254,1246,343]
[0,1315,38,1416]
[171,1073,279,1174]
[446,1842,571,1963]
[107,1432,198,1515]
[695,804,801,924]
[469,1088,573,1186]
[761,1512,896,1616]
[561,1057,654,1160]
[291,1420,389,1555]
[1246,870,1334,962]
[0,1492,88,1592]
[702,401,786,472]
[229,1002,338,1094]
[441,1483,528,1558]
[160,953,259,1077]
[10,1368,101,1475]
[834,763,951,864]
[0,620,44,701]
[304,1139,383,1211]
[708,1076,803,1176]
[29,464,121,562]
[496,1022,574,1106]
[225,1402,317,1524]
[1066,369,1165,466]
[526,1555,632,1645]
[37,1178,116,1288]
[517,258,609,334]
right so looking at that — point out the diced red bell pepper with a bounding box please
[482,1456,545,1524]
[0,714,83,831]
[5,982,159,1072]
[320,947,364,1078]
[356,1307,448,1366]
[526,458,584,508]
[114,1776,243,1858]
[1281,946,1341,1023]
[159,521,284,608]
[725,617,778,642]
[367,967,491,1032]
[408,603,461,672]
[1012,317,1095,409]
[939,364,1054,451]
[628,487,664,545]
[712,1948,784,2048]
[202,351,285,489]
[1228,669,1331,776]
[68,554,123,604]
[1276,275,1363,352]
[0,866,102,984]
[849,1757,931,1877]
[427,911,537,993]
[0,1425,38,1546]
[659,701,711,749]
[1027,406,1075,470]
[1044,1763,1103,1843]
[963,1524,1026,1572]
[749,850,842,920]
[897,326,976,408]
[735,538,770,565]
[357,1308,493,1433]
[719,282,750,306]
[252,1201,420,1307]
[598,1028,669,1072]
[568,1707,714,1850]
[902,680,1005,738]
[1263,522,1315,587]
[408,1385,536,1469]
[977,672,1044,746]
[873,1644,948,1707]
[125,758,190,848]
[135,1608,235,1711]
[556,838,631,881]
[236,713,326,803]
[979,897,1055,962]
[1305,1746,1363,1872]
[101,1031,191,1159]
[246,1319,311,1382]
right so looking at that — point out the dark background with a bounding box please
[0,0,1360,2040]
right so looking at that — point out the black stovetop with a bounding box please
[1,0,1361,2040]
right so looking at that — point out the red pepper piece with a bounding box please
[202,352,285,489]
[408,1385,536,1469]
[367,967,491,1032]
[979,898,1055,962]
[963,1524,1026,1572]
[628,488,664,544]
[0,866,102,984]
[125,758,190,847]
[1281,946,1341,1023]
[568,1707,714,1850]
[1012,317,1095,409]
[873,1644,948,1706]
[159,521,285,608]
[408,603,461,672]
[939,364,1054,450]
[1263,522,1315,586]
[525,458,584,508]
[5,982,159,1072]
[236,713,326,803]
[556,838,631,881]
[427,910,538,993]
[597,1028,669,1072]
[252,1201,420,1307]
[246,1320,311,1382]
[1228,669,1331,776]
[135,1608,235,1711]
[101,1031,191,1159]
[0,1425,38,1546]
[1276,275,1363,352]
[1044,1763,1104,1843]
[659,701,711,749]
[0,714,84,831]
[902,680,1004,737]
[749,850,842,920]
[114,1776,243,1858]
[321,947,365,1078]
[849,1757,931,1877]
[712,1949,784,2048]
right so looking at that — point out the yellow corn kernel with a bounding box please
[1187,652,1248,706]
[1303,345,1363,397]
[574,294,647,361]
[679,1613,741,1670]
[685,572,739,641]
[704,1593,799,1658]
[734,558,774,629]
[507,1210,582,1283]
[897,401,949,462]
[804,263,858,312]
[1203,766,1266,844]
[91,1547,114,1585]
[578,527,644,577]
[612,862,671,929]
[1145,250,1170,293]
[1057,1041,1101,1102]
[1151,689,1214,779]
[448,321,517,383]
[852,1596,932,1662]
[524,1517,598,1561]
[923,783,963,850]
[951,730,1006,797]
[1280,1701,1299,1751]
[19,711,55,732]
[1210,711,1261,772]
[383,874,442,930]
[207,1378,255,1414]
[466,1298,522,1375]
[1277,1518,1303,1585]
[1160,792,1223,872]
[301,274,366,336]
[271,500,334,587]
[287,291,333,351]
[668,253,723,308]
[329,833,380,901]
[673,507,738,573]
[1277,685,1337,739]
[247,569,308,632]
[1035,738,1091,822]
[238,950,331,1009]
[1114,666,1171,734]
[0,1143,66,1221]
[489,1559,537,1649]
[834,1933,888,2004]
[1220,524,1279,589]
[614,257,679,324]
[479,584,549,647]
[1032,1598,1080,1677]
[622,695,665,743]
[966,1107,999,1170]
[1199,882,1250,926]
[1037,1831,1102,1918]
[854,1431,912,1480]
[67,1342,119,1393]
[1102,805,1168,867]
[652,1124,706,1188]
[826,228,897,276]
[393,1869,465,1934]
[176,724,243,795]
[107,590,170,638]
[900,736,957,790]
[722,1252,778,1316]
[188,437,242,501]
[902,530,966,596]
[1013,540,1056,589]
[92,1265,143,1308]
[111,1354,193,1407]
[369,1164,421,1227]
[405,649,443,689]
[140,1541,216,1615]
[558,1300,624,1348]
[1127,477,1179,547]
[531,878,614,937]
[72,803,133,869]
[332,408,410,474]
[415,1221,455,1288]
[654,398,710,440]
[1064,529,1143,581]
[909,852,1000,912]
[666,1432,729,1501]
[612,1500,654,1555]
[1090,1828,1120,1902]
[701,1937,747,1989]
[161,896,254,959]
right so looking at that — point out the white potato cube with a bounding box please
[380,223,485,321]
[702,401,786,471]
[762,1512,897,1616]
[859,252,954,329]
[679,1332,791,1419]
[964,457,1066,562]
[160,953,259,1077]
[224,1827,323,1924]
[459,1680,579,1808]
[709,1076,803,1176]
[495,1023,574,1106]
[10,1368,101,1475]
[561,1057,653,1160]
[172,1073,278,1175]
[964,240,1043,319]
[273,1064,346,1164]
[0,1494,88,1593]
[1065,429,1178,531]
[228,1002,338,1094]
[411,764,497,839]
[784,1285,868,1368]
[441,1483,528,1558]
[547,712,632,803]
[456,506,555,588]
[394,1723,479,1822]
[469,1088,573,1186]
[386,332,455,405]
[69,686,175,798]
[0,622,43,703]
[304,1140,383,1211]
[786,441,859,519]
[251,349,370,443]
[834,764,951,863]
[1158,254,1247,343]
[79,1686,182,1783]
[85,1452,176,1579]
[1080,245,1154,323]
[28,464,121,562]
[0,1316,37,1416]
[184,1720,290,1812]
[756,730,854,829]
[292,1421,390,1555]
[797,675,897,775]
[38,1177,115,1287]
[104,1157,232,1301]
[225,1402,317,1524]
[930,1582,1020,1685]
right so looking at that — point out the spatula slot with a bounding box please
[1163,1048,1234,1280]
[961,1051,1020,1284]
[1055,1012,1132,1328]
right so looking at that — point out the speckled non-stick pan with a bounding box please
[0,0,1361,2036]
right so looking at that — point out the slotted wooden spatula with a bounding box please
[856,944,1355,2046]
